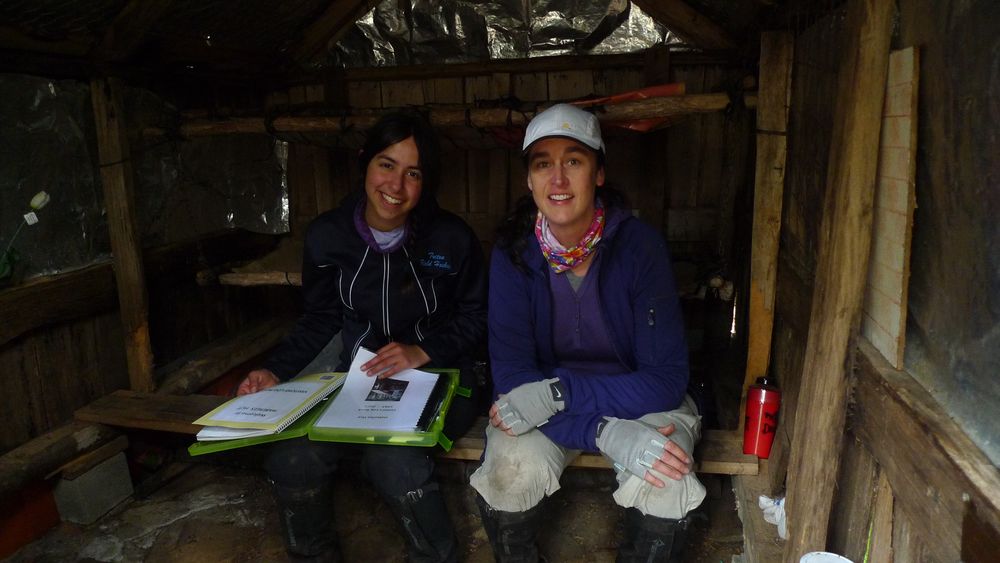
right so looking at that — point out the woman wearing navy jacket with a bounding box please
[471,104,705,562]
[238,112,487,563]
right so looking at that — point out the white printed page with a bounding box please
[315,348,438,431]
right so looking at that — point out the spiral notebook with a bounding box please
[193,372,345,441]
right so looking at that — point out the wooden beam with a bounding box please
[155,318,294,396]
[782,0,894,558]
[0,422,118,501]
[869,469,894,563]
[851,339,1000,562]
[732,462,786,563]
[828,437,879,562]
[218,272,302,287]
[291,0,381,66]
[75,390,226,435]
[632,0,737,50]
[0,264,117,348]
[147,92,756,138]
[0,24,92,57]
[91,77,155,393]
[97,0,174,61]
[740,31,794,429]
[323,51,733,83]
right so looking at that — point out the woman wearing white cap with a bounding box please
[471,103,706,562]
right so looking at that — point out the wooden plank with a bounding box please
[441,420,756,475]
[850,339,1000,562]
[291,0,381,65]
[437,150,468,213]
[783,1,895,558]
[464,73,511,104]
[50,435,129,481]
[98,0,173,61]
[891,501,930,562]
[155,318,293,396]
[347,81,383,109]
[381,79,426,108]
[91,77,155,393]
[512,73,548,102]
[425,78,464,104]
[828,436,878,563]
[631,0,737,50]
[862,47,919,369]
[0,422,119,501]
[0,264,117,348]
[153,92,756,138]
[337,52,730,83]
[75,391,226,435]
[868,469,894,563]
[963,500,1000,563]
[547,70,594,101]
[740,32,794,430]
[733,462,785,563]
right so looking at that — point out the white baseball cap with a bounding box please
[522,103,605,154]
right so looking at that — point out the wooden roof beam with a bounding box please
[632,0,737,50]
[96,0,174,61]
[144,92,757,138]
[291,0,382,66]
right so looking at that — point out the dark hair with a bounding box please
[359,111,442,217]
[496,185,626,271]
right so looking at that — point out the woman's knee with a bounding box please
[361,445,435,497]
[470,431,567,512]
[265,438,341,488]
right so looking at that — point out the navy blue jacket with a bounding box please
[488,208,689,451]
[265,193,488,379]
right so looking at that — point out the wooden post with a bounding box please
[739,31,793,429]
[782,0,894,559]
[90,77,155,393]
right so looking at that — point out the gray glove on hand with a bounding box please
[495,378,566,435]
[595,417,671,481]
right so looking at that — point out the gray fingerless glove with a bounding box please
[495,378,566,435]
[595,417,669,479]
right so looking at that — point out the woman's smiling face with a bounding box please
[527,137,605,246]
[364,136,423,231]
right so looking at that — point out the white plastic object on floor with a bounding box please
[800,551,854,563]
[758,494,788,539]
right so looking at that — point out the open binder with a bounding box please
[188,368,467,457]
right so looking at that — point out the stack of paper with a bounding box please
[314,348,440,432]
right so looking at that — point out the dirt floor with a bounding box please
[8,444,745,563]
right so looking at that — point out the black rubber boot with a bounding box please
[476,493,545,563]
[271,481,341,562]
[616,508,689,563]
[386,483,458,563]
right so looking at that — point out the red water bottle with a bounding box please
[743,377,781,458]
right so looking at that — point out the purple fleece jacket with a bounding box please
[488,207,689,451]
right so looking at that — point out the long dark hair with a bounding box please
[358,111,442,222]
[496,183,627,271]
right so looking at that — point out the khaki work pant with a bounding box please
[470,395,707,519]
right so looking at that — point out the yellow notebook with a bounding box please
[194,372,345,440]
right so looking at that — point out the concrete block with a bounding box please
[53,451,133,525]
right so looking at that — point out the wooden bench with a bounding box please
[76,390,758,475]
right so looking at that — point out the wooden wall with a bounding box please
[0,231,295,457]
[0,312,127,455]
[283,54,755,272]
[767,2,1000,560]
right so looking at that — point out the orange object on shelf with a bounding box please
[572,82,687,132]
